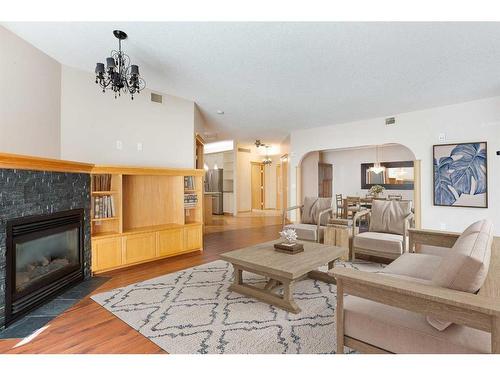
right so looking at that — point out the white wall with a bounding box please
[290,96,500,235]
[319,144,415,200]
[60,65,195,168]
[301,151,319,200]
[0,26,61,158]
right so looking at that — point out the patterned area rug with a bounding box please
[91,260,383,354]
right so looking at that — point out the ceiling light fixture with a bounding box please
[369,145,385,174]
[94,30,146,100]
[217,110,224,115]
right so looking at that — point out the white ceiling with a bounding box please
[4,22,500,142]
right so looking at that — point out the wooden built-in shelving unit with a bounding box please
[91,165,204,274]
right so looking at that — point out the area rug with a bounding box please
[91,260,383,354]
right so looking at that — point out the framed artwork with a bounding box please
[433,142,488,208]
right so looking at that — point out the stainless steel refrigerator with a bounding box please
[205,169,223,215]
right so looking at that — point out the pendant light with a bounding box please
[369,145,385,174]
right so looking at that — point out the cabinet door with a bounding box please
[184,225,203,251]
[123,232,156,264]
[92,237,122,272]
[157,228,184,257]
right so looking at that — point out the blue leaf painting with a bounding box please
[449,143,487,195]
[434,156,456,206]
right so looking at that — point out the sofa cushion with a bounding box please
[419,244,454,258]
[301,197,318,224]
[354,232,403,254]
[428,220,494,331]
[284,223,324,242]
[432,220,493,293]
[369,199,412,235]
[343,295,490,354]
[301,197,331,225]
[381,253,442,281]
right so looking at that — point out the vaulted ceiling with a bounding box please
[5,22,500,142]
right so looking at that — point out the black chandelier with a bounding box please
[95,30,146,100]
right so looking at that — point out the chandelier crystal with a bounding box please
[95,30,146,100]
[369,145,386,174]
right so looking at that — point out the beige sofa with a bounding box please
[334,220,500,354]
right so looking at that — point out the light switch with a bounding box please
[116,140,123,150]
[438,133,446,143]
[137,142,143,151]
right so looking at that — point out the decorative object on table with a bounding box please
[433,142,487,208]
[279,228,298,244]
[94,30,146,99]
[273,242,304,254]
[369,184,385,197]
[275,228,303,253]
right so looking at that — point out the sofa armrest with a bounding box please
[352,209,371,236]
[402,212,414,252]
[317,207,334,242]
[282,205,303,226]
[408,228,461,253]
[333,268,500,334]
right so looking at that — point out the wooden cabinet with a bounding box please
[184,225,203,251]
[123,232,156,264]
[157,228,184,256]
[92,237,122,272]
[91,165,204,274]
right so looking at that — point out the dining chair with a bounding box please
[335,194,343,218]
[346,196,362,219]
[388,194,403,200]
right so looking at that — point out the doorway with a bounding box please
[251,162,265,210]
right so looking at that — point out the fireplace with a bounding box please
[4,209,84,325]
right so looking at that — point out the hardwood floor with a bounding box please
[0,222,282,354]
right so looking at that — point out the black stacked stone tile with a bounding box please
[0,169,91,329]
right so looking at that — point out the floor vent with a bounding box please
[151,93,163,104]
[385,117,396,125]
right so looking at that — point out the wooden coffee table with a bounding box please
[220,240,347,314]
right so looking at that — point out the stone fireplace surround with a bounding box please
[0,154,93,329]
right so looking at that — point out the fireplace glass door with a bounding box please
[15,227,80,295]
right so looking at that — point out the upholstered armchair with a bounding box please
[282,197,333,243]
[333,220,499,354]
[351,199,414,260]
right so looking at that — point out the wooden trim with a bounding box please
[336,279,345,354]
[195,134,205,145]
[92,165,204,176]
[344,336,392,354]
[0,152,94,173]
[413,159,422,229]
[408,228,460,252]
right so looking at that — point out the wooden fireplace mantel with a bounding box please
[0,152,94,174]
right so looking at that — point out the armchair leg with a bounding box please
[336,279,345,354]
[493,316,500,354]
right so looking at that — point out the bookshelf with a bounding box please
[90,165,204,274]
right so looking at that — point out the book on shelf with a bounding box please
[184,193,198,209]
[92,174,112,192]
[184,176,195,190]
[92,195,115,219]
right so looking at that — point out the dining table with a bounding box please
[341,197,373,219]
